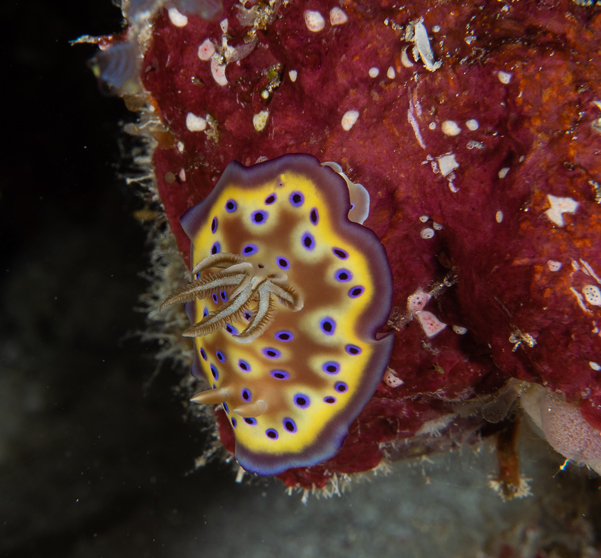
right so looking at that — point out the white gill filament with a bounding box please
[164,251,303,342]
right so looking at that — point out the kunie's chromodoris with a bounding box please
[161,153,394,475]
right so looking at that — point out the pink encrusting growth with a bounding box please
[416,311,447,338]
[382,368,404,388]
[407,290,430,314]
[522,384,601,475]
[92,0,601,489]
[543,398,601,475]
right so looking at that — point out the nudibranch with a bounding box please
[162,154,394,475]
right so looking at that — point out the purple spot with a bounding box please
[310,208,319,225]
[276,257,290,270]
[301,232,315,250]
[243,312,252,321]
[346,344,362,355]
[200,348,207,361]
[251,210,268,224]
[289,191,304,207]
[349,286,365,298]
[220,290,228,301]
[335,269,353,282]
[271,370,290,380]
[324,396,337,404]
[294,394,310,408]
[242,243,258,255]
[332,248,348,259]
[266,429,279,440]
[238,359,251,372]
[350,202,355,211]
[212,293,219,304]
[222,402,229,413]
[322,361,340,375]
[211,217,218,233]
[275,330,293,342]
[216,350,225,363]
[195,272,201,280]
[212,384,216,389]
[335,382,348,393]
[211,242,221,255]
[225,199,237,212]
[231,418,237,428]
[265,194,277,205]
[226,324,239,335]
[283,418,297,433]
[262,347,281,359]
[210,364,219,380]
[203,307,209,317]
[244,417,257,425]
[241,388,251,401]
[319,317,336,336]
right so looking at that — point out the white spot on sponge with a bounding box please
[210,57,228,86]
[198,39,216,61]
[545,194,579,227]
[441,120,461,136]
[498,71,512,84]
[329,7,348,25]
[437,153,459,177]
[186,113,207,132]
[407,108,425,148]
[382,368,404,388]
[253,110,269,132]
[583,285,601,306]
[417,311,447,338]
[405,19,442,72]
[465,119,479,131]
[400,47,415,68]
[407,289,430,313]
[341,110,359,131]
[420,228,435,239]
[168,7,188,27]
[304,10,325,32]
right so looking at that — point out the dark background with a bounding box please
[1,2,234,556]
